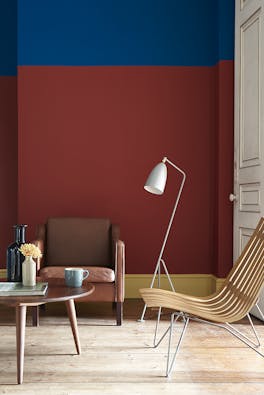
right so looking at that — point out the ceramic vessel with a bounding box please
[6,224,27,282]
[22,256,36,286]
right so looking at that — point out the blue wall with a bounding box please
[0,0,17,75]
[218,0,235,60]
[18,0,234,66]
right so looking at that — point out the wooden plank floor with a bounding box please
[0,299,263,394]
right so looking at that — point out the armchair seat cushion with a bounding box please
[39,266,115,283]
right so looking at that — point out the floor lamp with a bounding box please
[138,156,186,322]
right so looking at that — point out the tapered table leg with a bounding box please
[65,299,81,354]
[16,305,27,384]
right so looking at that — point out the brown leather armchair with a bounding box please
[33,217,125,325]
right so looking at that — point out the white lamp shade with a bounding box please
[144,162,167,195]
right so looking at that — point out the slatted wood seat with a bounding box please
[140,217,264,376]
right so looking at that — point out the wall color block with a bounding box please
[0,77,18,263]
[17,64,232,275]
[0,0,17,75]
[0,1,235,279]
[18,0,234,66]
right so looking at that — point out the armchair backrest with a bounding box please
[45,217,119,268]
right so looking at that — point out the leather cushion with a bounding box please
[46,218,111,267]
[39,265,115,283]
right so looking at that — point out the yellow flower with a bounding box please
[19,243,42,259]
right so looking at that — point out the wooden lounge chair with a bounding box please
[140,217,264,376]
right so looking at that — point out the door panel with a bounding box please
[234,0,264,320]
[240,10,260,167]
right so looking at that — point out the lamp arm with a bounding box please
[156,157,186,264]
[163,156,186,178]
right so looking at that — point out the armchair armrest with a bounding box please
[115,240,125,302]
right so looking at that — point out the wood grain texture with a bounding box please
[65,299,81,354]
[0,284,94,384]
[0,299,263,394]
[0,284,95,307]
[140,217,264,323]
[15,305,27,384]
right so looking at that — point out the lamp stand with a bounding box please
[138,157,186,322]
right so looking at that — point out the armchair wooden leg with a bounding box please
[116,302,123,326]
[31,306,39,327]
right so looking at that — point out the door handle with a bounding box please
[229,193,237,202]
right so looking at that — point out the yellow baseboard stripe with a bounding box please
[0,269,5,279]
[0,269,225,298]
[125,274,225,298]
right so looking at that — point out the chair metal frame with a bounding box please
[153,304,264,377]
[140,217,264,377]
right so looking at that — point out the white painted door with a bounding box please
[234,0,264,320]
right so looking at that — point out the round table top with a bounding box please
[0,283,95,306]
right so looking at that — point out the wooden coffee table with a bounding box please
[0,283,94,384]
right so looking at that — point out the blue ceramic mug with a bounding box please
[64,267,89,287]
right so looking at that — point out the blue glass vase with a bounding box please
[6,224,27,282]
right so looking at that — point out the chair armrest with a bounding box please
[32,224,46,273]
[115,240,125,302]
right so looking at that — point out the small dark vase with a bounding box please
[6,224,27,282]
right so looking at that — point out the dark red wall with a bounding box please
[0,77,18,263]
[214,61,234,277]
[17,65,233,275]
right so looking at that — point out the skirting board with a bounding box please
[125,274,225,298]
[0,269,6,279]
[0,269,225,298]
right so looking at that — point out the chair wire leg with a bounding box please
[255,303,264,320]
[154,309,182,348]
[226,303,264,348]
[153,307,263,378]
[246,313,261,346]
[154,307,162,347]
[224,324,264,357]
[191,316,264,358]
[166,313,189,377]
[226,313,261,348]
